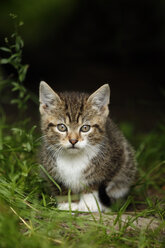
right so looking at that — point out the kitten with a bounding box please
[39,81,136,212]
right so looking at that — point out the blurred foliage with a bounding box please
[0,0,78,46]
[1,0,165,51]
[0,14,30,111]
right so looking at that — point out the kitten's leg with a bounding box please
[78,191,108,212]
[58,191,108,212]
[106,181,129,201]
[58,202,79,211]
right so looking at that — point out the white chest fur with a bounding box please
[55,147,98,193]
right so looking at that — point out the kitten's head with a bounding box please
[39,81,110,154]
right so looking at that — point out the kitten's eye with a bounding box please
[80,125,91,133]
[57,124,67,132]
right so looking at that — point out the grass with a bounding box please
[0,18,165,247]
[0,107,164,248]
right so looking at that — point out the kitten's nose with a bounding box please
[69,139,78,145]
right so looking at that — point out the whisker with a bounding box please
[86,143,106,160]
[36,135,47,142]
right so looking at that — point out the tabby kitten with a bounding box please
[39,81,136,212]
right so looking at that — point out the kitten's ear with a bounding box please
[87,84,110,116]
[39,81,61,114]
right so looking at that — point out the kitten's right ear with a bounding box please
[39,81,61,114]
[87,84,110,116]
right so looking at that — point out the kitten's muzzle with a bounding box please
[68,139,79,151]
[69,139,78,146]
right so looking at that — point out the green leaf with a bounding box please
[11,82,20,91]
[4,37,8,43]
[18,65,29,82]
[0,58,10,64]
[10,53,20,59]
[22,142,32,152]
[11,99,20,104]
[19,21,24,27]
[23,94,30,103]
[15,36,24,52]
[9,13,17,19]
[29,125,37,135]
[11,128,23,136]
[0,47,11,53]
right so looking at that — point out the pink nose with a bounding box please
[69,139,78,145]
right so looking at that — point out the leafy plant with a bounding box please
[0,14,29,111]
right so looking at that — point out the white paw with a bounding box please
[58,202,79,211]
[58,192,109,212]
[78,193,105,212]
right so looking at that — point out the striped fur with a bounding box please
[39,82,137,212]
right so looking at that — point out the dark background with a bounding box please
[0,0,165,131]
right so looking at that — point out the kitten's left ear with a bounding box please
[87,84,110,116]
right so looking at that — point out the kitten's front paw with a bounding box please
[78,195,104,212]
[58,192,110,212]
[58,202,79,211]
